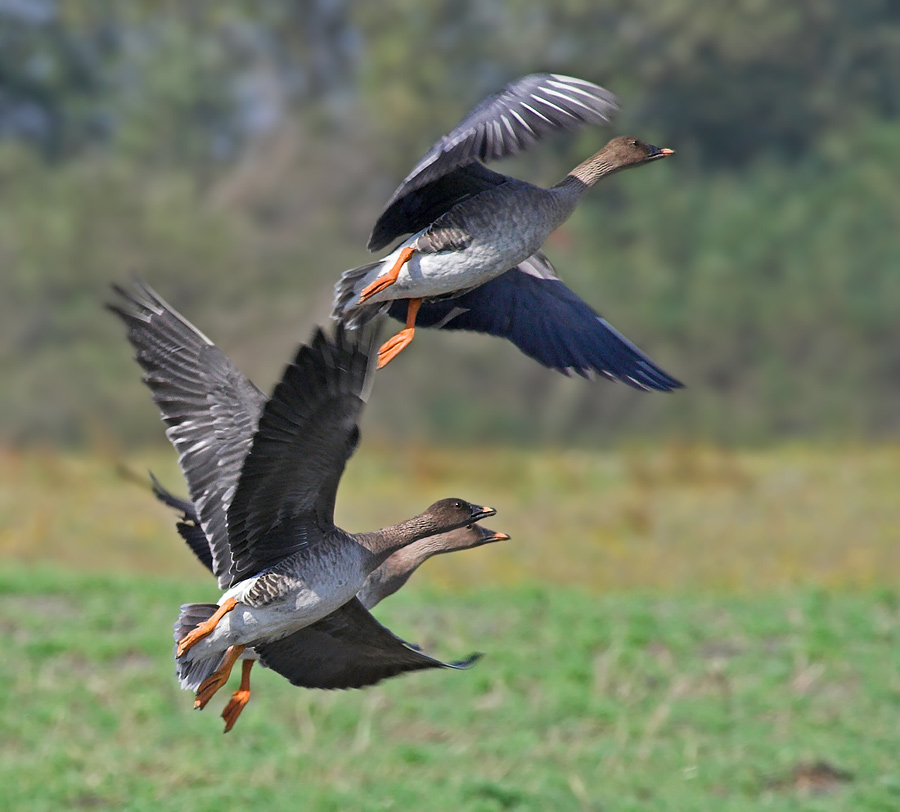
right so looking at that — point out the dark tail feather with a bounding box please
[173,603,226,692]
[150,473,214,573]
[173,602,219,644]
[150,472,195,516]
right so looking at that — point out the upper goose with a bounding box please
[153,477,509,731]
[109,282,497,717]
[332,73,681,391]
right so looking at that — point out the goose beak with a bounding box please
[644,144,675,161]
[483,529,511,543]
[471,505,497,522]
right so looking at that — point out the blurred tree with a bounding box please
[351,0,900,169]
[0,0,113,158]
[1,1,899,446]
[2,0,897,171]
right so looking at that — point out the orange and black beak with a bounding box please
[470,505,497,522]
[476,526,511,546]
[648,144,675,160]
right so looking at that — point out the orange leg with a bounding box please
[377,298,421,369]
[359,245,415,303]
[221,659,255,733]
[176,597,238,658]
[194,644,246,710]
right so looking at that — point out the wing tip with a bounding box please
[447,651,484,670]
[107,278,216,347]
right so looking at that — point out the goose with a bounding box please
[109,282,497,718]
[152,476,509,731]
[332,73,680,390]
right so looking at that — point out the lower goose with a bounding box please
[109,282,499,723]
[152,477,509,731]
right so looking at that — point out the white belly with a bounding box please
[402,244,518,297]
[186,569,364,661]
[361,221,547,304]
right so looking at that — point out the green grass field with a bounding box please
[2,444,900,810]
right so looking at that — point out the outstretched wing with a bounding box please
[226,324,377,585]
[108,282,267,588]
[254,598,480,690]
[389,253,683,391]
[369,74,618,251]
[369,162,509,253]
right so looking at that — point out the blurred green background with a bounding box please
[2,3,900,810]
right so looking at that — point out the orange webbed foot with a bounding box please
[221,688,251,732]
[221,660,254,733]
[377,329,415,368]
[194,672,228,711]
[358,246,415,304]
[194,644,245,711]
[376,297,421,369]
[177,597,238,658]
[359,275,397,304]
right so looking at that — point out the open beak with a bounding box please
[480,527,511,544]
[470,505,497,522]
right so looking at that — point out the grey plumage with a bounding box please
[332,73,682,390]
[223,324,374,586]
[109,282,266,590]
[369,74,619,252]
[254,599,481,691]
[173,604,226,691]
[153,475,507,692]
[110,280,498,710]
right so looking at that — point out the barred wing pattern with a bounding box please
[109,282,266,588]
[369,74,619,250]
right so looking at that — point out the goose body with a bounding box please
[341,179,572,309]
[332,73,681,390]
[110,281,496,725]
[154,475,509,613]
[154,476,508,730]
[178,535,372,657]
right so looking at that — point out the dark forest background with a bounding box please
[2,0,898,448]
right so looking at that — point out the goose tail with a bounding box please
[331,261,389,327]
[173,603,227,692]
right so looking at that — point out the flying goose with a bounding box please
[332,73,680,391]
[152,476,509,731]
[109,282,497,719]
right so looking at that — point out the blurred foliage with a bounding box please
[1,1,898,446]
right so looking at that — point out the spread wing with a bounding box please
[389,253,683,391]
[369,162,508,253]
[369,74,618,251]
[254,598,480,690]
[226,324,377,585]
[108,281,266,589]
